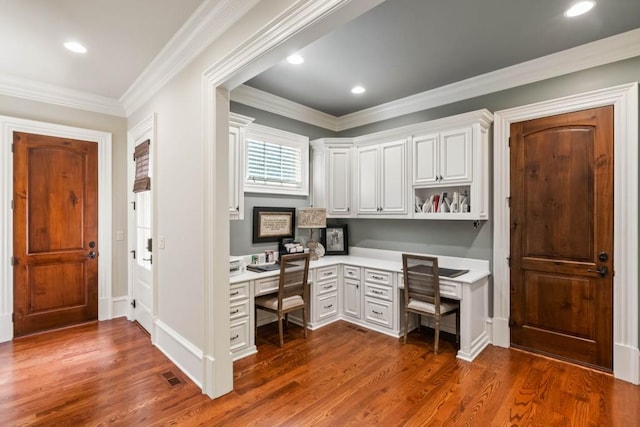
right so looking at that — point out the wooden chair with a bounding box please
[402,254,460,354]
[255,253,310,347]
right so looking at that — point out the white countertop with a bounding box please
[230,247,490,285]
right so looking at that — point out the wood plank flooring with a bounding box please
[0,318,638,426]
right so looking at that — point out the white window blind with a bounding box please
[246,140,301,187]
[244,124,309,196]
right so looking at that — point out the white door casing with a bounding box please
[492,82,639,384]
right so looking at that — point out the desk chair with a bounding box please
[402,254,460,354]
[255,253,310,347]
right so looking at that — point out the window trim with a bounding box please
[244,123,309,196]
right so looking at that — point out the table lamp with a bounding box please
[297,207,326,261]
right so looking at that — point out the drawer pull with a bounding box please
[323,285,333,290]
[324,304,333,309]
[230,334,239,341]
[323,272,333,276]
[372,310,383,315]
[230,291,240,296]
[230,309,239,315]
[371,275,384,280]
[371,289,384,295]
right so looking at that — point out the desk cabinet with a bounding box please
[229,281,256,360]
[343,265,361,320]
[311,265,339,327]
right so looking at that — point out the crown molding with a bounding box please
[120,0,260,116]
[231,28,640,132]
[0,73,125,117]
[231,85,338,131]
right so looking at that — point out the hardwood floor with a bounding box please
[0,318,638,426]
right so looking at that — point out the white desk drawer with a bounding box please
[316,265,338,281]
[230,281,250,301]
[230,299,249,321]
[316,277,338,296]
[255,276,278,296]
[364,269,393,286]
[343,265,361,280]
[230,318,250,352]
[365,283,393,302]
[315,293,338,321]
[440,280,463,300]
[364,297,393,329]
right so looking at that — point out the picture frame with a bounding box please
[252,207,296,243]
[320,224,349,255]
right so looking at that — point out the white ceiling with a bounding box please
[0,0,639,119]
[0,0,204,99]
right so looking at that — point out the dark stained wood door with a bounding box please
[510,106,614,371]
[13,132,99,336]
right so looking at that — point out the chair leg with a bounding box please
[403,310,408,343]
[302,308,307,338]
[278,314,284,348]
[434,319,440,354]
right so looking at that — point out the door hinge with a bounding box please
[11,143,14,153]
[12,312,15,322]
[10,200,14,210]
[508,317,516,327]
[130,250,136,259]
[10,256,16,266]
[508,137,511,147]
[131,299,136,309]
[506,196,511,207]
[131,201,136,210]
[507,256,511,267]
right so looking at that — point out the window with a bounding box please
[244,123,309,196]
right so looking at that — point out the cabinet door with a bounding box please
[328,148,351,216]
[412,133,439,185]
[440,127,472,183]
[343,279,361,319]
[379,140,407,214]
[228,126,242,219]
[356,145,379,214]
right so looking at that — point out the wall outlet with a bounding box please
[116,231,124,241]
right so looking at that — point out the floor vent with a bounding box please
[161,370,184,387]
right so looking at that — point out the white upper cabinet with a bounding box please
[356,139,408,216]
[413,127,472,186]
[412,133,439,185]
[311,139,353,218]
[229,113,254,220]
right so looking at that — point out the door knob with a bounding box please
[587,266,608,278]
[87,251,96,259]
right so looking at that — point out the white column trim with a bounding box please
[0,115,113,342]
[492,82,639,384]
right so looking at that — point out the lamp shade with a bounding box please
[297,207,326,228]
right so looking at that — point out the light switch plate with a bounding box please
[116,231,124,241]
[158,236,166,249]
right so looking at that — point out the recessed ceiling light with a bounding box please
[286,54,304,65]
[64,41,87,54]
[351,85,366,94]
[564,1,596,17]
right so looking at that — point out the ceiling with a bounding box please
[245,0,640,117]
[0,0,204,100]
[0,0,639,117]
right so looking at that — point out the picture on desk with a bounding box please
[320,224,349,255]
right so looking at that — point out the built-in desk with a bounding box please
[229,247,490,362]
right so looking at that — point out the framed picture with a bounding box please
[252,207,296,243]
[321,224,349,255]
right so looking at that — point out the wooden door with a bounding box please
[510,106,614,370]
[13,132,98,336]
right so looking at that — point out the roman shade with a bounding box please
[133,139,150,193]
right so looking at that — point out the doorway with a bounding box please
[509,107,613,370]
[492,83,639,383]
[13,132,99,336]
[0,116,113,343]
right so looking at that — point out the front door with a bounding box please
[510,106,614,371]
[13,132,99,336]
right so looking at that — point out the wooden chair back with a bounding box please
[278,253,310,310]
[402,253,442,314]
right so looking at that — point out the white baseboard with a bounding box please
[614,343,640,385]
[111,296,129,318]
[457,331,490,362]
[491,317,510,348]
[98,297,111,321]
[154,319,203,388]
[0,313,12,343]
